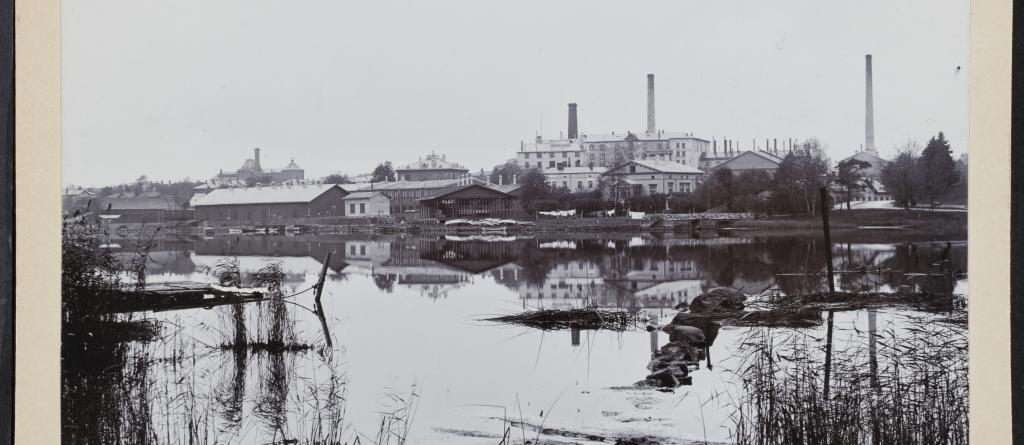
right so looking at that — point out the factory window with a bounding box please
[350,204,356,214]
[667,182,674,192]
[361,245,366,255]
[561,181,567,188]
[360,203,366,213]
[588,181,594,189]
[682,183,691,193]
[548,152,554,158]
[575,160,580,167]
[562,152,567,158]
[577,181,583,190]
[629,165,636,173]
[649,184,657,193]
[549,161,555,168]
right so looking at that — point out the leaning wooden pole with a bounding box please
[819,187,836,293]
[314,251,333,348]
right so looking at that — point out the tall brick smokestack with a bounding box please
[865,54,875,152]
[567,103,578,139]
[646,74,655,135]
[254,147,261,171]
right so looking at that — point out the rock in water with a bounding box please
[688,287,746,314]
[666,325,706,345]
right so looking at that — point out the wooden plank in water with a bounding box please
[98,281,264,313]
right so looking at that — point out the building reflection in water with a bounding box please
[149,234,967,306]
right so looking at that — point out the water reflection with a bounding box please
[65,232,967,444]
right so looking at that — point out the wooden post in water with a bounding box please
[819,187,835,400]
[314,251,333,348]
[824,309,835,399]
[819,187,836,293]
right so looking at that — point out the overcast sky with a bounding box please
[62,0,969,187]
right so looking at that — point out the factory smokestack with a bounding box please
[254,147,261,171]
[646,74,656,135]
[865,54,875,152]
[567,103,578,139]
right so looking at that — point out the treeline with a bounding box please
[880,132,963,210]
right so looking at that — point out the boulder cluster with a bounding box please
[642,288,746,389]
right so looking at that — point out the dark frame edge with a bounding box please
[0,0,13,441]
[1011,0,1023,442]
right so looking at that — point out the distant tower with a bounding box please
[646,74,656,135]
[567,103,578,139]
[865,55,876,153]
[254,147,262,171]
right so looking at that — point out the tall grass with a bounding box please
[730,315,967,445]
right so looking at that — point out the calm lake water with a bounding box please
[65,230,967,444]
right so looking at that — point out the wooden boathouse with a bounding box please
[416,184,522,221]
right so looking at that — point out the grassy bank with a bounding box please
[734,209,966,238]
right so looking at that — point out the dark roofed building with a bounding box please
[417,183,522,221]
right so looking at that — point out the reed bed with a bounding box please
[729,315,968,445]
[487,308,644,331]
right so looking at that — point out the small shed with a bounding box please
[341,191,392,217]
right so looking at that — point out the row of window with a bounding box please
[547,180,596,190]
[523,160,584,169]
[521,151,583,159]
[643,182,692,193]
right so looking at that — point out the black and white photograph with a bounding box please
[57,1,973,444]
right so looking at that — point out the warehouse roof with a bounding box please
[191,184,342,206]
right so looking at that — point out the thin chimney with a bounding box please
[254,147,261,171]
[568,103,578,139]
[646,74,656,135]
[865,54,876,152]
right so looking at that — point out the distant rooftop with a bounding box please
[543,166,608,174]
[342,191,389,200]
[396,152,467,171]
[628,159,705,174]
[581,131,708,143]
[367,178,478,190]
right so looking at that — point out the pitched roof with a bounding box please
[490,183,523,195]
[840,150,889,166]
[338,182,372,192]
[342,191,390,200]
[711,150,782,171]
[417,183,513,201]
[191,184,342,206]
[606,159,705,175]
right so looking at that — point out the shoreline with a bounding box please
[94,208,967,241]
